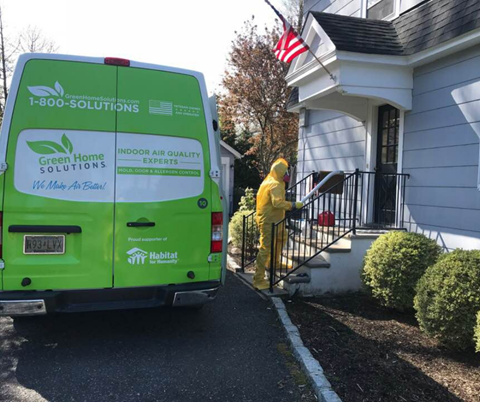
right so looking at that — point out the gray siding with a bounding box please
[298,1,366,182]
[304,0,362,17]
[403,45,480,250]
[296,110,365,178]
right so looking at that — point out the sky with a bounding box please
[1,0,282,94]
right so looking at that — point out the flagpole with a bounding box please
[307,47,335,82]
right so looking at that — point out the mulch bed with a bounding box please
[286,293,480,402]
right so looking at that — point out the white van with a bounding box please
[0,54,227,315]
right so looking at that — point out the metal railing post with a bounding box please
[269,223,275,293]
[352,169,359,235]
[241,215,246,272]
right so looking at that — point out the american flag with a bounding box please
[264,0,309,63]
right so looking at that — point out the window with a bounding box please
[367,0,395,20]
[378,106,399,166]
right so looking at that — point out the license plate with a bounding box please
[24,235,65,255]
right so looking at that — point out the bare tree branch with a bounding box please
[0,7,59,119]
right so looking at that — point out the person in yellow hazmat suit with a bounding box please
[254,159,303,290]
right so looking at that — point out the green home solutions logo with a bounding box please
[27,81,140,113]
[27,133,107,175]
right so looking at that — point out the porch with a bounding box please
[239,169,409,295]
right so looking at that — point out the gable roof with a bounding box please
[220,140,242,159]
[311,12,404,56]
[309,0,480,57]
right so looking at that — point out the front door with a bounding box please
[374,105,400,226]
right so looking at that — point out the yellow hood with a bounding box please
[269,158,288,182]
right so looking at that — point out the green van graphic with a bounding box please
[0,54,227,316]
[27,133,73,155]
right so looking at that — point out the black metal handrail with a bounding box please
[356,171,409,230]
[240,210,258,271]
[268,170,410,291]
[240,172,316,271]
[286,172,316,202]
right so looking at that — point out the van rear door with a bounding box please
[2,59,117,291]
[113,66,212,287]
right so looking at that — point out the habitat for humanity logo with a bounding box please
[27,81,140,113]
[126,248,179,265]
[127,248,148,265]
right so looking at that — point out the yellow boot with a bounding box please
[253,279,270,290]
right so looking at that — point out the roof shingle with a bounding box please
[309,0,480,57]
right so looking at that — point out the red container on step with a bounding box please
[318,211,335,227]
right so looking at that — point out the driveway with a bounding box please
[0,272,314,402]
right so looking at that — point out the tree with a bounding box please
[219,17,298,179]
[281,0,304,31]
[0,6,17,113]
[18,26,59,54]
[0,7,58,115]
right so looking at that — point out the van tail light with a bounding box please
[211,212,223,253]
[0,211,3,258]
[104,57,130,67]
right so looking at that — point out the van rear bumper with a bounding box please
[0,281,220,315]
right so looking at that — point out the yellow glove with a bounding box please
[294,202,303,209]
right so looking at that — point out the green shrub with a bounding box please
[475,311,480,353]
[362,231,441,311]
[229,209,257,249]
[229,188,258,249]
[414,249,480,350]
[238,187,256,212]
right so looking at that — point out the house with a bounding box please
[241,0,480,295]
[288,0,480,252]
[220,140,242,215]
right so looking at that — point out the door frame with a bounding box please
[221,156,230,214]
[364,101,405,226]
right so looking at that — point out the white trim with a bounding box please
[366,0,399,21]
[286,14,336,84]
[0,53,221,181]
[397,109,405,174]
[396,109,406,227]
[478,148,480,192]
[360,0,368,17]
[408,29,480,67]
[327,30,480,69]
[220,140,242,159]
[364,101,379,225]
[220,156,231,212]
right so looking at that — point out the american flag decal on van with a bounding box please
[149,100,173,116]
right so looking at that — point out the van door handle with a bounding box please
[127,222,155,227]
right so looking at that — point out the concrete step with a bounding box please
[283,273,311,284]
[285,252,330,268]
[236,272,289,297]
[289,236,352,257]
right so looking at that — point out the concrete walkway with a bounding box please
[0,272,314,402]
